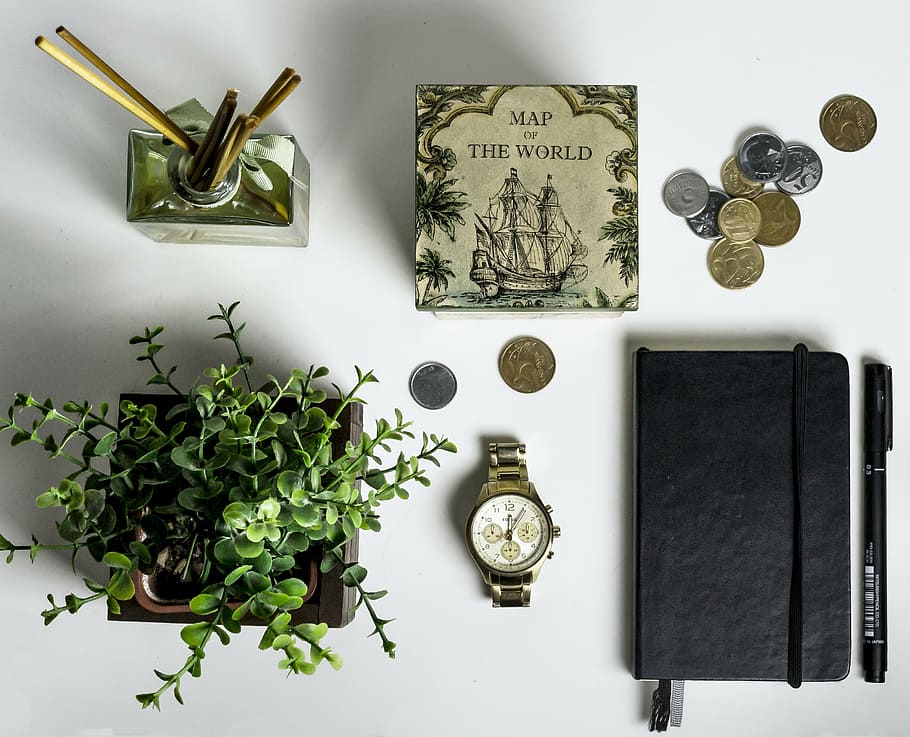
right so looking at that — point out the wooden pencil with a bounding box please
[210,115,259,188]
[55,26,196,153]
[203,114,246,190]
[187,88,238,186]
[35,36,193,152]
[250,74,300,130]
[250,67,296,119]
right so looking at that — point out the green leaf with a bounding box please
[94,431,117,456]
[224,564,252,586]
[231,599,252,621]
[233,536,264,559]
[203,417,226,434]
[243,571,271,593]
[129,541,152,565]
[171,446,202,471]
[271,555,296,572]
[213,625,231,646]
[271,633,293,650]
[277,470,301,497]
[180,622,209,648]
[250,598,277,620]
[276,578,308,597]
[214,537,242,566]
[189,593,222,616]
[246,522,269,543]
[108,570,135,600]
[178,487,208,512]
[223,502,250,529]
[341,564,368,587]
[84,488,105,520]
[325,505,338,525]
[258,498,280,520]
[295,622,329,641]
[35,490,59,508]
[291,505,319,526]
[257,591,292,608]
[102,551,133,570]
[0,533,13,551]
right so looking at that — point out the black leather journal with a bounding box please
[633,346,851,690]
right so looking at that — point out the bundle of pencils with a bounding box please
[36,26,301,190]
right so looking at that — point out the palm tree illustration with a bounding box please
[416,248,456,305]
[600,186,639,287]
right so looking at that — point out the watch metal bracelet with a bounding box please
[490,572,532,607]
[488,442,531,607]
[488,441,528,482]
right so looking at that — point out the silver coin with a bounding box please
[686,188,730,240]
[775,143,823,195]
[663,171,710,217]
[409,362,457,409]
[737,133,789,182]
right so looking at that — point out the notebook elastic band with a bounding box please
[788,343,808,688]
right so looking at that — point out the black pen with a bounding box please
[863,363,892,683]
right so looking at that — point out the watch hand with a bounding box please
[508,508,526,533]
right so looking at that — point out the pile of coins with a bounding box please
[663,94,876,290]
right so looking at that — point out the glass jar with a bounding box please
[126,129,309,246]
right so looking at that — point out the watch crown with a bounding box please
[553,526,561,538]
[547,551,555,559]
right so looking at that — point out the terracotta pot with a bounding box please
[132,554,320,619]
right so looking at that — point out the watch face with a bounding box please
[467,493,550,573]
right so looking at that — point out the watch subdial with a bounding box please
[500,540,521,561]
[517,521,539,543]
[482,523,504,543]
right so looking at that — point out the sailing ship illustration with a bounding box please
[470,168,588,298]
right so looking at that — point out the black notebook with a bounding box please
[633,346,851,685]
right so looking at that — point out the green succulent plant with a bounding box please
[0,302,455,709]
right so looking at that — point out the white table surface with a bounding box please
[1,1,907,735]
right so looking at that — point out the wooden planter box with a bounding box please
[109,394,362,628]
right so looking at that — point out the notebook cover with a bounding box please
[632,348,851,682]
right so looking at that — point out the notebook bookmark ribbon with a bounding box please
[649,680,684,731]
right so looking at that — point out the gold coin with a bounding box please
[498,336,555,393]
[721,156,763,198]
[707,238,764,290]
[753,191,801,246]
[717,198,762,242]
[820,94,877,152]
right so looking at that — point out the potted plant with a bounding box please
[0,302,455,709]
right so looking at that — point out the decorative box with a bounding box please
[415,85,638,315]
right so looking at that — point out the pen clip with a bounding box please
[885,365,893,451]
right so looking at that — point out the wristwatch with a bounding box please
[465,442,560,607]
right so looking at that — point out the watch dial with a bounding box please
[468,494,550,573]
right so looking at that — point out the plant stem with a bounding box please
[139,591,229,709]
[330,548,396,658]
[147,353,184,397]
[218,308,254,394]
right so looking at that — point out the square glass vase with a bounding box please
[126,129,310,246]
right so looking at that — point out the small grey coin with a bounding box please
[663,171,710,217]
[775,143,823,195]
[737,132,789,182]
[409,362,457,410]
[686,188,731,239]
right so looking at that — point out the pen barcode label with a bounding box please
[864,565,875,637]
